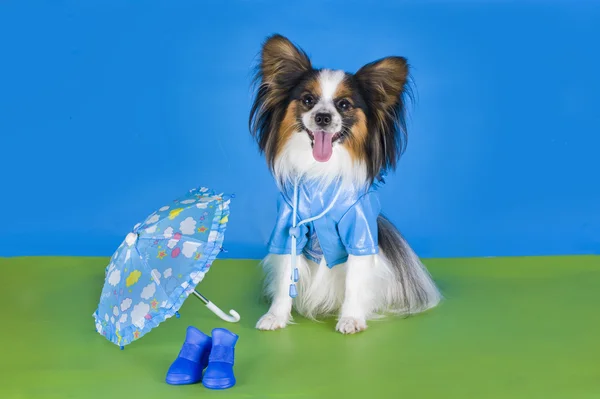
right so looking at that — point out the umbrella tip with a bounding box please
[120,346,124,350]
[176,311,181,319]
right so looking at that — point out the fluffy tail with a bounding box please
[377,215,442,315]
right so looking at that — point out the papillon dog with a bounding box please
[249,34,441,334]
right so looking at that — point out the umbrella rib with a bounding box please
[133,207,225,314]
[137,234,219,249]
[133,245,180,311]
[136,235,222,263]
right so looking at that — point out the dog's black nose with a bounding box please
[315,113,332,127]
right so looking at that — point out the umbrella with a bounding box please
[93,186,240,348]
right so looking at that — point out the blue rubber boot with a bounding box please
[202,328,239,389]
[165,326,212,385]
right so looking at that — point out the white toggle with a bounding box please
[125,232,138,246]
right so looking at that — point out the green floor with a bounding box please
[1,256,599,399]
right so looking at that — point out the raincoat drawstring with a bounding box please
[288,177,341,298]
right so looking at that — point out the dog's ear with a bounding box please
[250,35,312,165]
[260,34,312,91]
[355,56,409,109]
[355,57,411,179]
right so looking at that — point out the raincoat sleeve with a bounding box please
[267,192,309,255]
[337,190,381,256]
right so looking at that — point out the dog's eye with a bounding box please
[302,94,315,107]
[337,99,351,111]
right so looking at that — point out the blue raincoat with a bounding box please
[267,179,381,268]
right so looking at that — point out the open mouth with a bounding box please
[306,130,342,163]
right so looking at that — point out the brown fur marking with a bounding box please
[304,77,322,98]
[343,108,368,163]
[276,100,300,157]
[333,79,353,102]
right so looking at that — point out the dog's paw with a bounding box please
[256,313,289,331]
[335,317,367,334]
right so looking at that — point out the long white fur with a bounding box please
[256,69,441,334]
[257,251,441,333]
[272,132,366,189]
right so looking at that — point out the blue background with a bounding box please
[1,1,599,259]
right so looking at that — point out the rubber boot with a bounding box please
[165,326,212,385]
[202,328,239,389]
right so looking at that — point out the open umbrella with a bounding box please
[93,186,240,348]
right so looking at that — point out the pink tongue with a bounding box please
[312,131,333,162]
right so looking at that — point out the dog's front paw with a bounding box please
[256,313,289,331]
[336,317,367,334]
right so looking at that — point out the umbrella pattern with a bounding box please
[93,187,232,347]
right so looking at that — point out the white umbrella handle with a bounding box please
[206,301,241,323]
[192,290,241,323]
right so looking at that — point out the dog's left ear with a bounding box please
[355,57,410,179]
[355,56,409,109]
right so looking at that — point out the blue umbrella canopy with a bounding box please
[93,187,238,348]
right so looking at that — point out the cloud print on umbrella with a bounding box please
[120,298,132,311]
[180,217,197,235]
[146,214,160,225]
[182,242,201,258]
[141,283,156,300]
[108,270,121,286]
[131,302,150,329]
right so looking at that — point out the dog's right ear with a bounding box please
[250,35,312,162]
[259,34,312,91]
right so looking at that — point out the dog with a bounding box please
[248,34,441,334]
